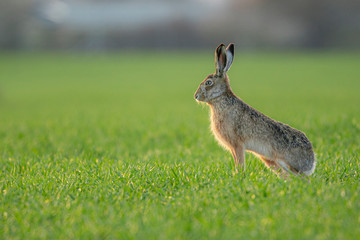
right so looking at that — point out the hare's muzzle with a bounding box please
[194,86,205,102]
[194,91,202,101]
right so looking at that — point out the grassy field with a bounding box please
[0,51,359,239]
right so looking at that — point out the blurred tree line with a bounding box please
[0,0,359,50]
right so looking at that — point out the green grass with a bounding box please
[0,51,359,239]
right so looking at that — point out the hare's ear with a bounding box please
[215,44,227,76]
[224,43,234,72]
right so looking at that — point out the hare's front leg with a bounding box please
[231,144,245,173]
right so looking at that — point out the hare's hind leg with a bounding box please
[261,157,289,177]
[276,158,305,177]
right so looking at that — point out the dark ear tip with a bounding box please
[216,43,225,52]
[228,43,235,54]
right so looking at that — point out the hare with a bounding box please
[194,43,316,176]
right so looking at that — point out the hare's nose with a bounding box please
[195,94,199,100]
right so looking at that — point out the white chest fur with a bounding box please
[210,108,237,150]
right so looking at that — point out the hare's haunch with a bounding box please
[194,43,316,176]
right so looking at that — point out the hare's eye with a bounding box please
[205,80,213,86]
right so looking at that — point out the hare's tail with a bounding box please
[303,160,316,176]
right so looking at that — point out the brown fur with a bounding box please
[194,43,316,176]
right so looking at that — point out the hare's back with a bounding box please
[268,120,312,150]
